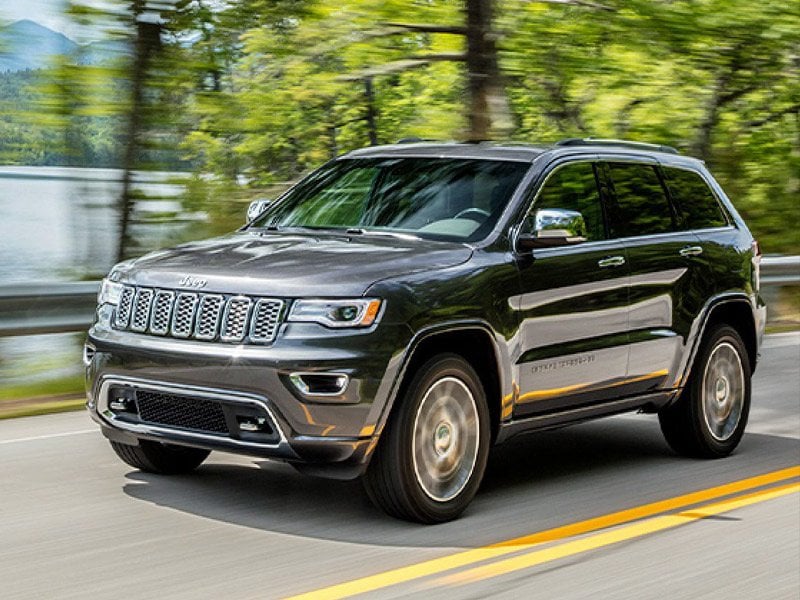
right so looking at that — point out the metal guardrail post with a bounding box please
[0,256,797,337]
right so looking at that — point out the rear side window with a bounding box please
[605,162,674,238]
[663,167,728,230]
[530,162,605,241]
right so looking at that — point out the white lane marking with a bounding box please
[0,429,96,445]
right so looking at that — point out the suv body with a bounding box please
[86,139,765,522]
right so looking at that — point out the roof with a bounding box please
[344,142,548,162]
[342,139,702,164]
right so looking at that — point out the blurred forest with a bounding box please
[1,0,798,255]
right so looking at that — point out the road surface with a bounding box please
[2,334,798,599]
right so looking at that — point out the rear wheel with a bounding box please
[659,324,751,457]
[110,439,210,474]
[363,354,490,523]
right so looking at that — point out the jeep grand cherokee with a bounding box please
[85,138,765,523]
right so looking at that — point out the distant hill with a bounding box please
[0,19,129,73]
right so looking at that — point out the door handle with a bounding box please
[679,246,703,257]
[598,256,626,268]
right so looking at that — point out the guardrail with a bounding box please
[0,281,100,337]
[0,256,797,337]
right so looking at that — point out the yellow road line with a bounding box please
[283,466,799,600]
[439,482,800,587]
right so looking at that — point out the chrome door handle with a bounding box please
[598,256,626,268]
[679,246,703,257]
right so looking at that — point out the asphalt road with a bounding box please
[2,334,798,600]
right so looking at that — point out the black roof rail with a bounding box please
[555,137,680,155]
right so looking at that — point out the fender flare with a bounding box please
[366,319,509,455]
[671,292,758,403]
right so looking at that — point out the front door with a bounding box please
[513,161,631,418]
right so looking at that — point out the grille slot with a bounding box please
[221,297,252,342]
[250,300,284,343]
[113,286,283,344]
[135,390,228,434]
[171,293,198,338]
[195,294,224,340]
[130,288,154,332]
[149,290,175,335]
[115,286,135,329]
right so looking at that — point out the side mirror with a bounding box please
[246,199,271,223]
[517,208,588,250]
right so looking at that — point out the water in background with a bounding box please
[0,166,191,388]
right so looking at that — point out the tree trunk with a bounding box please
[364,77,378,145]
[116,3,160,263]
[464,0,512,140]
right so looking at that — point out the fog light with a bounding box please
[109,388,135,412]
[238,416,270,432]
[289,372,349,396]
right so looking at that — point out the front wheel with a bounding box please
[363,354,490,523]
[659,324,751,458]
[110,439,210,474]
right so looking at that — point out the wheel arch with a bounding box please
[682,295,759,387]
[377,323,508,447]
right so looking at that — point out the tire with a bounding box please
[110,439,210,474]
[659,324,751,458]
[363,354,490,523]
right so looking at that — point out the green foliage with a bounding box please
[1,0,798,252]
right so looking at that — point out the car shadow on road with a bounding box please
[121,415,799,549]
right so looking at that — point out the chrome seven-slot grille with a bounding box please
[114,286,284,344]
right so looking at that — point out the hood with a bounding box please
[117,231,473,297]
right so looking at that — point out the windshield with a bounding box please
[250,157,529,242]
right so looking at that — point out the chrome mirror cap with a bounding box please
[518,208,588,250]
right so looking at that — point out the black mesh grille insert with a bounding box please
[135,390,228,434]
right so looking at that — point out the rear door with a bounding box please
[513,160,631,417]
[599,159,699,394]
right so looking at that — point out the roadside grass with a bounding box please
[0,397,86,420]
[0,374,85,420]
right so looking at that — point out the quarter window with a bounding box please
[663,167,728,230]
[605,163,674,238]
[529,162,605,241]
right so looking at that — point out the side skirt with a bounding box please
[495,390,678,445]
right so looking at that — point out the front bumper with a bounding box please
[86,321,412,478]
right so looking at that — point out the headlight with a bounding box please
[98,278,124,306]
[288,299,382,328]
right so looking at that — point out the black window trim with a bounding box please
[510,154,738,252]
[599,158,680,239]
[657,163,734,231]
[511,156,616,254]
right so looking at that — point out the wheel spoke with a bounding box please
[701,341,745,442]
[412,376,480,502]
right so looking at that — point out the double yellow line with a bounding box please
[285,465,800,599]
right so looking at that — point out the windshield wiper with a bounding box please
[344,228,421,241]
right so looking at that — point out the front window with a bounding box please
[250,158,529,242]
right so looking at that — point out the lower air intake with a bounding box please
[135,390,228,434]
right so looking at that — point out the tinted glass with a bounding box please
[251,158,529,241]
[606,163,674,237]
[663,167,727,229]
[529,162,605,241]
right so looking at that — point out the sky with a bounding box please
[0,0,103,42]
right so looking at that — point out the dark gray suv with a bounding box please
[86,139,765,523]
